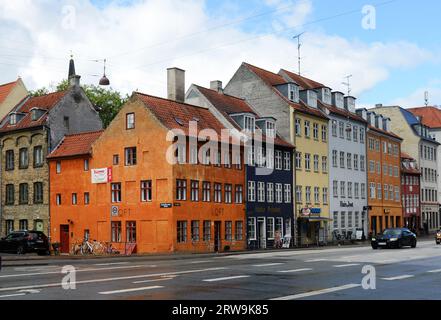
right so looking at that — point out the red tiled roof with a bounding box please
[243,63,328,120]
[47,130,104,159]
[318,101,367,124]
[368,124,402,140]
[0,91,67,133]
[135,92,227,138]
[407,106,441,128]
[401,152,414,160]
[195,85,293,148]
[0,80,19,105]
[279,69,325,90]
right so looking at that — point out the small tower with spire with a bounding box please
[68,53,81,87]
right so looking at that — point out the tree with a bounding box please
[31,79,128,128]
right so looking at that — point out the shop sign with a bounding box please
[340,201,354,208]
[160,203,172,209]
[91,167,112,184]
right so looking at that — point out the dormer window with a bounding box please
[288,83,299,103]
[332,92,344,109]
[29,108,46,122]
[319,88,332,104]
[307,90,317,109]
[266,121,276,138]
[244,115,255,133]
[9,114,17,125]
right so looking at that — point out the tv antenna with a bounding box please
[342,75,353,96]
[293,32,305,76]
[424,91,429,107]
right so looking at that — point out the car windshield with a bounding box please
[5,232,25,240]
[383,229,402,236]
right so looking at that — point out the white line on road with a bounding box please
[333,264,360,268]
[99,286,164,295]
[0,293,27,299]
[252,263,284,267]
[133,277,176,284]
[427,269,441,273]
[381,275,414,281]
[187,261,211,264]
[305,259,328,263]
[277,268,313,273]
[0,267,227,293]
[203,275,250,282]
[270,284,361,300]
[94,262,130,266]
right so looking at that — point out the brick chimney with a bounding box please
[210,80,223,93]
[167,68,185,103]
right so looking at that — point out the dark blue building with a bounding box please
[186,83,295,249]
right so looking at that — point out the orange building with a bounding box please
[49,80,246,254]
[357,109,403,235]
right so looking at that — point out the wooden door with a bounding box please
[60,225,70,254]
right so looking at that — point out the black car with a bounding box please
[0,230,50,255]
[371,228,417,249]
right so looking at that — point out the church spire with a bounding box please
[68,53,76,80]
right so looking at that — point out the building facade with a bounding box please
[50,69,246,254]
[373,106,440,233]
[356,109,403,235]
[401,153,421,233]
[186,83,294,249]
[0,61,103,237]
[0,78,28,121]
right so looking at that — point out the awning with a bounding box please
[299,216,333,222]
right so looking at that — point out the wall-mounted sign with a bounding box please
[160,203,172,209]
[111,206,119,217]
[174,203,181,207]
[340,201,354,208]
[302,208,311,216]
[91,167,112,184]
[384,209,391,214]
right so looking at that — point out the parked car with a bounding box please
[371,228,417,249]
[436,229,441,245]
[0,230,50,255]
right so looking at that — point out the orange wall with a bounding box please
[50,99,246,254]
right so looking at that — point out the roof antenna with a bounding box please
[293,32,305,76]
[342,75,353,96]
[424,91,429,107]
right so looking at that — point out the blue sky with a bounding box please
[1,0,440,107]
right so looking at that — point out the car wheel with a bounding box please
[411,240,417,248]
[16,246,25,255]
[372,245,378,250]
[37,250,49,256]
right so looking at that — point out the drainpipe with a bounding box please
[0,139,3,237]
[45,125,51,243]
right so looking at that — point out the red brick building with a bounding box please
[401,152,421,232]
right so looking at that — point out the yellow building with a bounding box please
[225,63,330,246]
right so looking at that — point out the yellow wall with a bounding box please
[0,79,28,120]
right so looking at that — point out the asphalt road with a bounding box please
[1,239,441,300]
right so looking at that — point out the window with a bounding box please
[360,128,365,143]
[256,147,265,168]
[72,193,77,205]
[111,183,122,203]
[369,161,375,173]
[9,114,17,125]
[214,183,222,203]
[267,217,275,239]
[285,184,292,203]
[244,116,255,133]
[305,154,311,171]
[247,146,254,166]
[275,151,283,170]
[56,161,61,174]
[288,83,299,102]
[84,192,90,205]
[323,187,328,204]
[332,150,338,167]
[322,125,327,142]
[314,155,319,172]
[305,186,311,204]
[63,116,70,130]
[224,151,231,168]
[234,152,242,170]
[34,146,43,167]
[19,219,28,231]
[5,220,14,235]
[313,123,319,140]
[5,150,14,170]
[257,182,265,203]
[295,118,301,136]
[190,145,198,165]
[190,181,199,202]
[376,162,381,174]
[348,212,353,228]
[360,156,365,171]
[296,186,302,203]
[125,147,137,166]
[113,154,119,165]
[177,221,187,243]
[340,182,346,198]
[341,212,346,229]
[361,183,366,199]
[333,212,339,229]
[347,153,352,170]
[347,182,353,198]
[377,184,382,200]
[111,221,122,242]
[225,221,233,240]
[284,152,291,171]
[126,113,135,129]
[141,180,152,202]
[333,181,338,198]
[353,126,358,142]
[19,148,28,169]
[267,183,274,203]
[125,221,136,243]
[225,184,232,204]
[203,221,211,241]
[354,183,359,199]
[235,185,243,204]
[235,221,243,240]
[296,152,302,169]
[4,184,13,205]
[339,121,344,138]
[19,183,28,204]
[304,121,310,137]
[33,182,43,204]
[56,194,61,205]
[84,159,89,171]
[191,221,200,241]
[384,184,389,200]
[346,124,352,140]
[322,156,328,173]
[276,184,283,203]
[354,154,359,170]
[248,217,256,240]
[314,187,320,204]
[266,121,276,138]
[176,180,187,201]
[340,152,345,168]
[203,182,211,202]
[332,120,337,137]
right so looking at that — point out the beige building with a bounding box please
[0,78,28,119]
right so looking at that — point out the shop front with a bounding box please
[297,207,330,246]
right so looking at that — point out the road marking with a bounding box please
[277,268,313,273]
[427,269,441,273]
[333,264,360,268]
[18,289,41,294]
[94,262,130,266]
[0,267,227,292]
[203,275,250,282]
[0,293,26,299]
[305,259,327,263]
[133,276,176,284]
[270,284,361,300]
[188,260,211,264]
[0,265,149,279]
[99,286,164,295]
[381,275,414,281]
[252,263,284,267]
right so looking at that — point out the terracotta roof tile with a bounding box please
[0,91,67,133]
[0,80,20,105]
[319,101,367,124]
[368,124,402,140]
[279,69,325,90]
[407,106,441,128]
[47,130,104,159]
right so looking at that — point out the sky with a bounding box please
[0,0,440,108]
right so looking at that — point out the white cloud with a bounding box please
[0,0,434,103]
[390,80,441,108]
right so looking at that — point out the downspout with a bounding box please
[45,124,51,243]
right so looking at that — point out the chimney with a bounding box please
[210,80,223,93]
[344,96,356,113]
[332,92,344,109]
[167,67,185,103]
[375,103,383,108]
[69,75,81,88]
